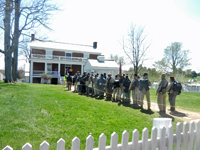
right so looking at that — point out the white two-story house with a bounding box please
[29,35,119,84]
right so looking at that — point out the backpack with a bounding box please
[67,76,72,82]
[173,81,182,95]
[123,78,131,87]
[139,79,149,91]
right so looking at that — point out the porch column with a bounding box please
[81,64,83,75]
[58,63,60,84]
[30,61,33,83]
[45,62,47,74]
[58,63,60,76]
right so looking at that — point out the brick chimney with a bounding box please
[31,34,35,41]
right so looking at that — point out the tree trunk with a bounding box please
[12,0,20,81]
[4,0,12,83]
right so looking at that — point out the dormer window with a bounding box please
[66,52,72,60]
[66,53,72,57]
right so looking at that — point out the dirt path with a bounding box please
[142,100,200,122]
[69,86,200,122]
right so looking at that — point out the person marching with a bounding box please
[106,73,114,100]
[129,74,140,107]
[118,74,125,101]
[67,73,72,91]
[85,73,90,96]
[123,74,131,104]
[81,71,87,94]
[97,74,106,99]
[166,76,179,113]
[89,72,95,96]
[73,72,78,92]
[76,72,81,93]
[93,74,99,97]
[139,73,152,110]
[112,75,120,102]
[156,74,168,113]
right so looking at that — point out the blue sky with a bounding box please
[0,0,200,72]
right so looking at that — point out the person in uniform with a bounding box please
[156,74,168,113]
[106,73,114,100]
[76,72,81,94]
[97,74,106,99]
[129,74,139,107]
[67,73,72,91]
[112,75,120,102]
[73,72,78,92]
[89,72,94,96]
[81,71,87,94]
[93,74,99,97]
[139,73,152,110]
[118,74,125,101]
[123,74,131,103]
[85,73,90,96]
[166,76,178,113]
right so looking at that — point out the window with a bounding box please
[66,53,72,57]
[66,53,72,61]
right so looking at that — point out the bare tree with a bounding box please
[121,24,151,75]
[110,54,125,66]
[154,42,191,74]
[0,0,60,82]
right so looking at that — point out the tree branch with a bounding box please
[0,49,4,53]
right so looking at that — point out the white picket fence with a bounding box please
[3,121,200,150]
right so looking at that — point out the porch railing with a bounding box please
[32,70,61,76]
[31,54,87,62]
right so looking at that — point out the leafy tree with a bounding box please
[154,42,190,74]
[121,24,151,74]
[191,71,197,78]
[185,69,192,78]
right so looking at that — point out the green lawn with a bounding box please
[0,82,182,150]
[149,89,200,112]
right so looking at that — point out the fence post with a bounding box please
[153,118,172,137]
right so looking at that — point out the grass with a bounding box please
[149,89,200,112]
[0,82,182,150]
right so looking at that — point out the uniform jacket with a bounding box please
[106,77,114,88]
[140,77,152,91]
[166,81,176,94]
[156,78,168,93]
[97,77,106,88]
[129,78,139,91]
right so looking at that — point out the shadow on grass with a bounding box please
[159,112,175,121]
[0,82,27,88]
[95,97,104,100]
[169,110,187,118]
[140,109,155,115]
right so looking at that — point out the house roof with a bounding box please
[29,40,102,54]
[87,59,119,69]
